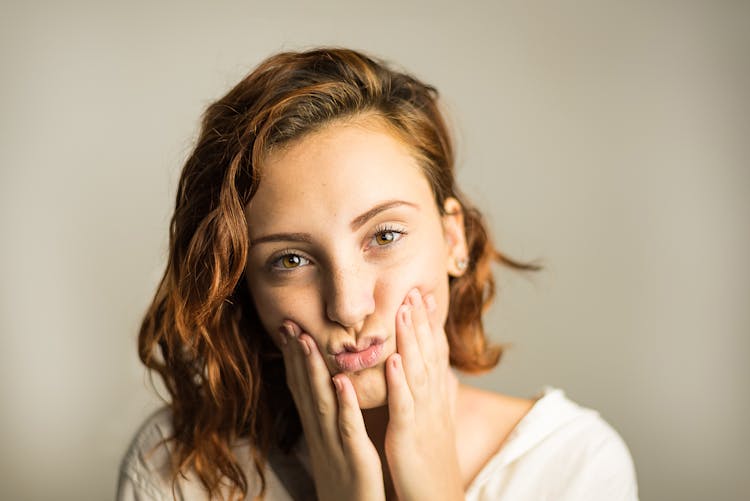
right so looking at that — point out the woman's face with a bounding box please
[243,116,465,409]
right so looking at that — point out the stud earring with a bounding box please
[456,257,468,271]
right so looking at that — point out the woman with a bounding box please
[118,47,638,500]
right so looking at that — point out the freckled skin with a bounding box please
[243,117,456,409]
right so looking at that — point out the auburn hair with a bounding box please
[138,47,541,500]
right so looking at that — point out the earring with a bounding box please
[456,257,468,272]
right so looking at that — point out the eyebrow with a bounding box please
[349,200,417,231]
[249,200,418,245]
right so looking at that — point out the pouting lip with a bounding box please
[329,336,385,355]
[333,342,386,373]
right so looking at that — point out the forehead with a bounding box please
[244,118,435,235]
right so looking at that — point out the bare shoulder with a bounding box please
[455,384,537,487]
[456,383,536,431]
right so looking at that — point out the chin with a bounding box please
[348,363,388,409]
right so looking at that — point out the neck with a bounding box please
[361,405,395,497]
[361,404,390,445]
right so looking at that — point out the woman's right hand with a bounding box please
[277,321,386,501]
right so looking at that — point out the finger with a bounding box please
[385,354,414,428]
[279,322,311,400]
[396,303,427,389]
[279,324,329,448]
[408,289,437,366]
[423,292,440,332]
[332,374,372,458]
[272,325,289,351]
[298,333,342,447]
[423,293,450,361]
[447,369,459,421]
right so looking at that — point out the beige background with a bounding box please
[1,1,748,500]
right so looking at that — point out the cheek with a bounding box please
[245,276,322,343]
[375,236,451,325]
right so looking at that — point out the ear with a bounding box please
[442,197,469,277]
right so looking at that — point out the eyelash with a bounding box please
[267,224,407,272]
[370,224,407,249]
[269,248,311,272]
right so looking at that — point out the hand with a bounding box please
[384,288,464,501]
[276,321,386,501]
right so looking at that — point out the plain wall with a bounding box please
[1,1,748,499]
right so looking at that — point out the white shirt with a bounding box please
[117,387,638,500]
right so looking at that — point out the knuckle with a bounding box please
[396,396,413,417]
[316,400,332,417]
[338,419,358,440]
[412,367,427,387]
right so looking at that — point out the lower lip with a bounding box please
[334,343,385,373]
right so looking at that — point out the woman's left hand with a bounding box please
[384,288,464,501]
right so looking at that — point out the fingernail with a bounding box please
[298,336,311,356]
[332,376,343,393]
[283,321,299,338]
[425,294,437,312]
[409,288,421,305]
[401,305,412,326]
[390,354,400,370]
[276,327,288,345]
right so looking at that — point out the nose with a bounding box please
[324,263,376,329]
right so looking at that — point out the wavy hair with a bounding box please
[138,47,541,500]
